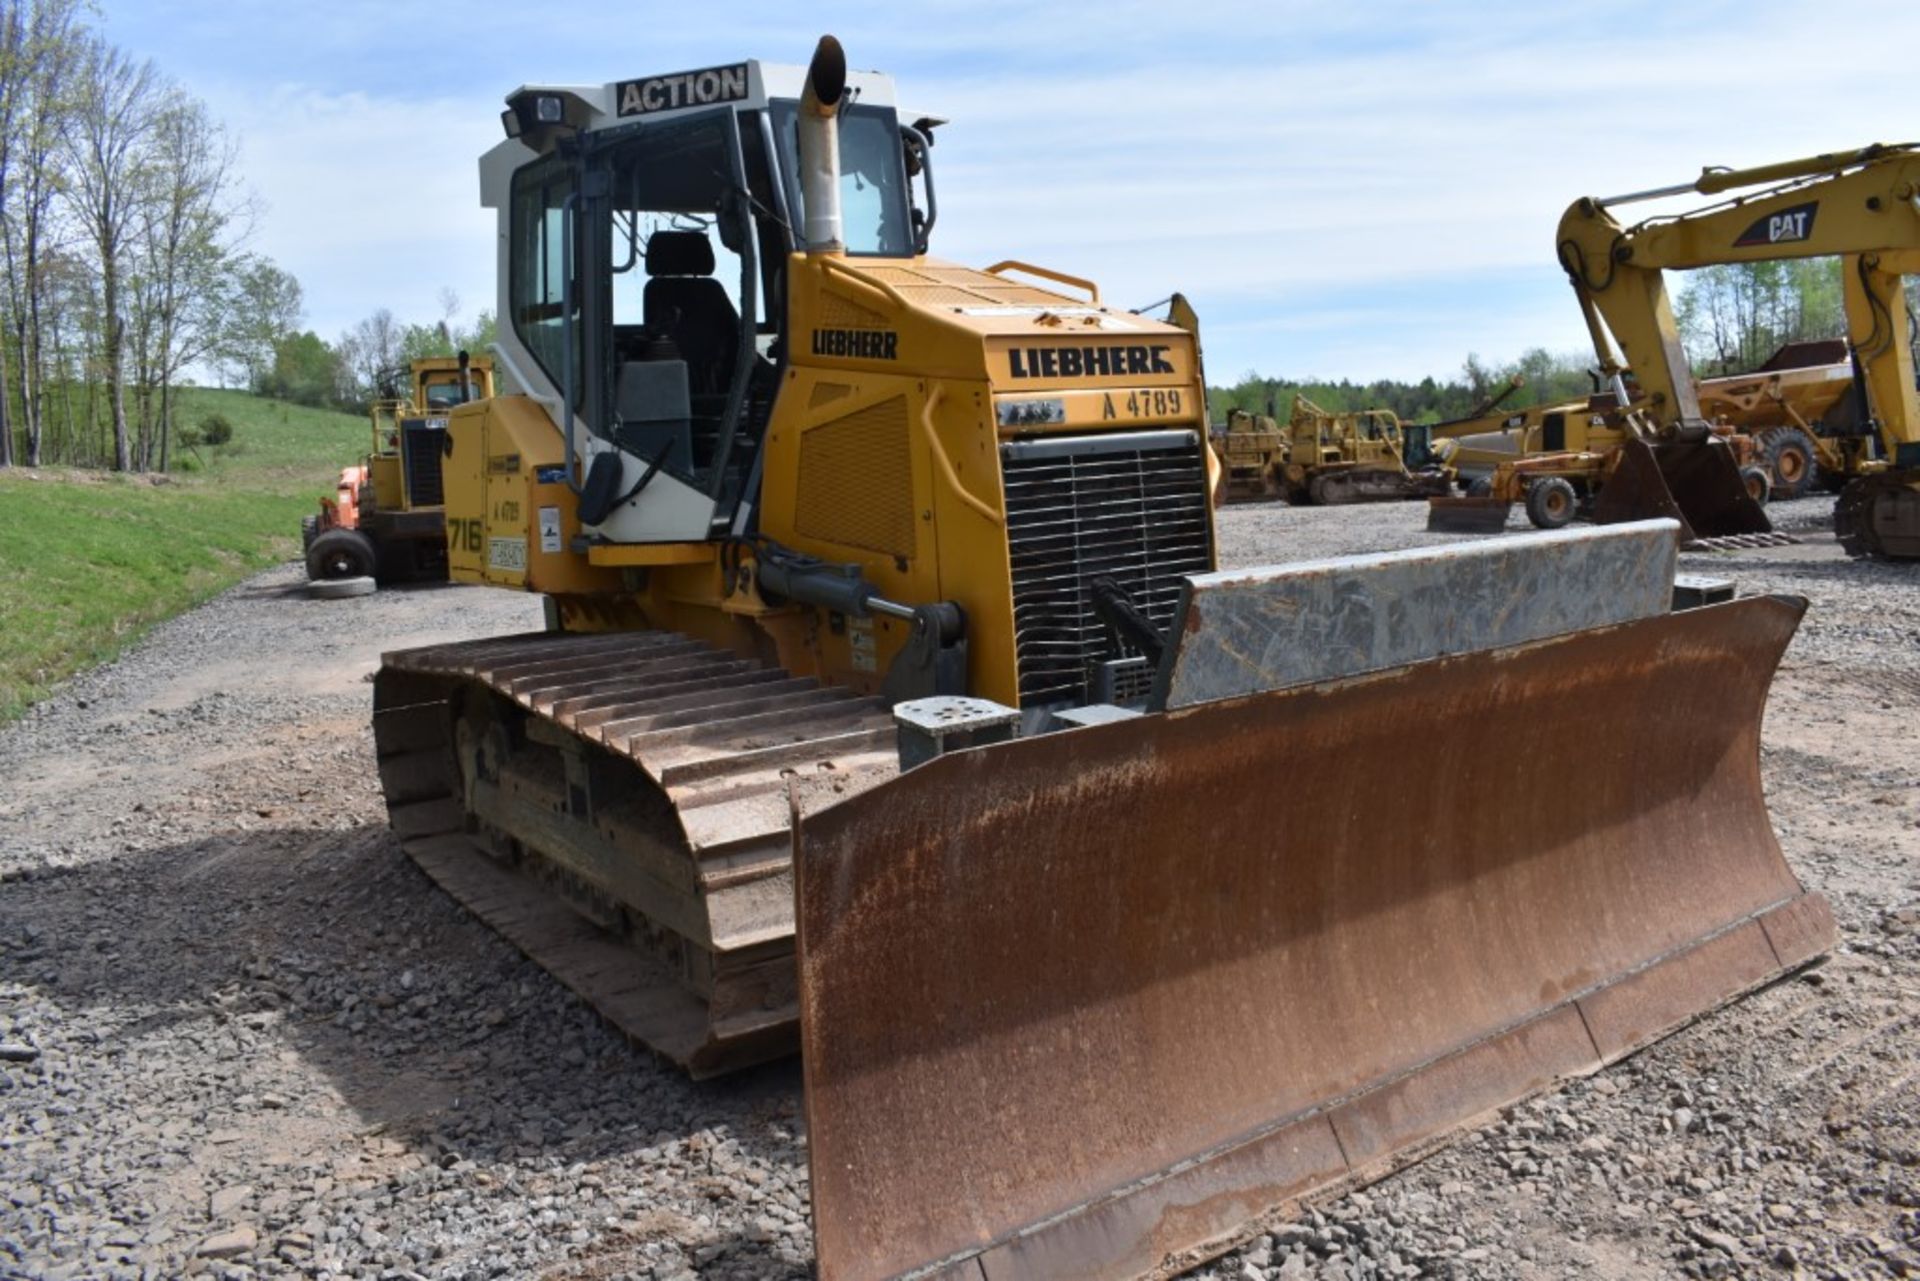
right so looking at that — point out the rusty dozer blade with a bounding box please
[796,533,1829,1280]
[1426,494,1511,532]
[1592,437,1771,542]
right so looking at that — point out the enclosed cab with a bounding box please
[448,55,1217,718]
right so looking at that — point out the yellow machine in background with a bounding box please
[1432,389,1777,531]
[1213,406,1289,499]
[1557,144,1920,557]
[1212,397,1453,504]
[1694,340,1851,496]
[1277,394,1454,503]
[367,38,1831,1280]
[304,353,495,583]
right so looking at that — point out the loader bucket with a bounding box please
[796,591,1830,1281]
[1592,438,1771,541]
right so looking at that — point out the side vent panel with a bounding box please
[796,397,917,558]
[818,292,892,329]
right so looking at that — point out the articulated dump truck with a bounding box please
[369,37,1834,1280]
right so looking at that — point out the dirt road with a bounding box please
[1,500,1915,1280]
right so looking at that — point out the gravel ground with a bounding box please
[1,496,1916,1280]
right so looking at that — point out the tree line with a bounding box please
[258,296,496,413]
[0,1,494,474]
[1211,259,1917,425]
[0,0,266,470]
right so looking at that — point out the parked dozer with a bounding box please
[1212,397,1453,504]
[369,38,1832,1279]
[1212,406,1288,499]
[302,354,495,583]
[1275,395,1454,503]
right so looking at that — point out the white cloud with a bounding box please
[199,80,501,343]
[106,0,1920,381]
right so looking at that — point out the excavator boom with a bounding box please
[1559,144,1920,556]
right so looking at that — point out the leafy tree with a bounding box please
[258,330,338,407]
[1675,258,1845,374]
[218,256,302,389]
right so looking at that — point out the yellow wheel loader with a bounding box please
[370,38,1832,1279]
[1555,144,1920,558]
[303,353,496,583]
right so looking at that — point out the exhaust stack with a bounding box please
[798,35,847,254]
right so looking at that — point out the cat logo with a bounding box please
[1734,201,1818,248]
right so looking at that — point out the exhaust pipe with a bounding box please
[798,35,847,254]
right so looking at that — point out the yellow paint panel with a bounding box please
[586,543,717,567]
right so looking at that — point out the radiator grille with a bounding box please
[400,418,446,508]
[796,397,917,558]
[1001,431,1213,708]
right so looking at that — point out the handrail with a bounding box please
[818,254,909,310]
[984,260,1100,305]
[918,385,1001,527]
[486,341,566,419]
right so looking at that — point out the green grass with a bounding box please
[0,389,369,722]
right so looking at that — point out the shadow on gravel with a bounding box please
[0,821,806,1172]
[234,577,472,603]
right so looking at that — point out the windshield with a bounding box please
[422,378,483,409]
[770,101,913,256]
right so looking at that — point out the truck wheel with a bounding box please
[1523,477,1577,529]
[300,514,319,551]
[307,527,378,581]
[1466,476,1493,498]
[1740,465,1772,507]
[308,575,376,600]
[1757,427,1817,500]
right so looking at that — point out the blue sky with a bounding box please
[106,0,1918,385]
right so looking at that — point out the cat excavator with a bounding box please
[369,38,1832,1279]
[1556,143,1920,557]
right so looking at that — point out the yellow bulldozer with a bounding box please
[1212,406,1288,499]
[1276,395,1455,503]
[368,38,1833,1279]
[1213,396,1453,503]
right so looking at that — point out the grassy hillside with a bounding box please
[0,390,367,722]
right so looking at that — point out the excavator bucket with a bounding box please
[795,524,1830,1281]
[1592,438,1771,542]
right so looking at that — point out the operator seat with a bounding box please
[643,230,737,396]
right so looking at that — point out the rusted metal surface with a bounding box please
[1155,521,1677,709]
[1593,438,1772,541]
[371,628,899,1076]
[795,595,1831,1281]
